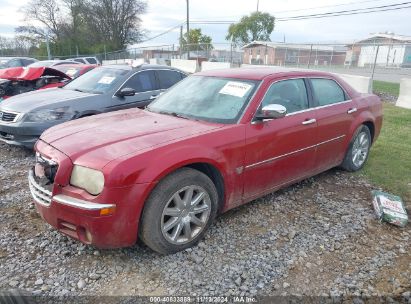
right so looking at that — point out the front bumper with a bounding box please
[29,169,153,248]
[0,120,62,148]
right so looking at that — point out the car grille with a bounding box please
[0,111,19,122]
[29,170,52,206]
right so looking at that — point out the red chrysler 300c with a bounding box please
[29,68,382,254]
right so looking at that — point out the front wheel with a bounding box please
[139,168,218,254]
[341,125,372,172]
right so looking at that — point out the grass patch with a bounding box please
[361,103,411,201]
[372,80,400,97]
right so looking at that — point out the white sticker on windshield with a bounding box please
[219,81,252,98]
[98,76,115,84]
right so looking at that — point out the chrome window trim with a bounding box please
[250,75,353,122]
[245,134,346,170]
[309,76,352,106]
[113,68,186,97]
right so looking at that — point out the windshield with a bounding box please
[54,66,83,78]
[148,76,259,124]
[28,61,54,67]
[63,67,128,94]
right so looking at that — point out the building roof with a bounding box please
[242,41,346,52]
[354,33,411,44]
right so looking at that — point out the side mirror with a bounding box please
[116,87,136,97]
[255,104,287,121]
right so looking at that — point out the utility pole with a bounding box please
[186,0,190,59]
[257,0,259,12]
[46,33,51,60]
[180,25,183,58]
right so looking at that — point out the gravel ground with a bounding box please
[0,142,410,301]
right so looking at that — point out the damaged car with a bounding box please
[0,66,72,101]
[0,64,186,147]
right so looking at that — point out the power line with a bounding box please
[190,0,388,20]
[278,1,411,20]
[139,22,185,43]
[137,1,411,43]
[189,1,411,23]
[279,4,411,20]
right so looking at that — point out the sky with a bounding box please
[0,0,410,48]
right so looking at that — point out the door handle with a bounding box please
[150,95,158,100]
[302,118,316,125]
[347,108,357,114]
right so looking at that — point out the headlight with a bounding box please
[25,106,74,122]
[70,165,104,195]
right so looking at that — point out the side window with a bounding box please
[310,78,347,106]
[157,70,183,89]
[261,79,309,114]
[86,57,97,64]
[123,70,157,92]
[7,59,22,67]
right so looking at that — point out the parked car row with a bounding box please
[0,65,383,255]
[0,64,186,147]
[0,56,100,69]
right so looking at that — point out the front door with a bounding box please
[243,78,319,200]
[111,70,161,110]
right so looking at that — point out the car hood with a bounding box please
[0,88,98,112]
[0,66,70,81]
[40,108,223,168]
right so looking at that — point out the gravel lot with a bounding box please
[0,142,410,301]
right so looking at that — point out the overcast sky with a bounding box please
[0,0,410,47]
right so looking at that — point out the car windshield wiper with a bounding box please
[155,110,191,120]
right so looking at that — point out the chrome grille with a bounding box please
[0,110,19,122]
[28,170,52,206]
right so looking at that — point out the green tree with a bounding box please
[181,28,213,52]
[226,12,275,46]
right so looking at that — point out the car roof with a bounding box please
[196,67,337,81]
[55,63,96,68]
[101,64,186,73]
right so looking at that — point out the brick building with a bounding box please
[242,41,346,66]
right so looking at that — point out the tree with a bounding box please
[82,0,147,50]
[226,12,275,46]
[181,28,213,52]
[16,0,147,57]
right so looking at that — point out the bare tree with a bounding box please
[83,0,147,49]
[18,0,66,42]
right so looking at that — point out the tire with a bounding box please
[139,168,218,254]
[341,125,372,172]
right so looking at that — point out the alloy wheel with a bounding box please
[161,185,211,245]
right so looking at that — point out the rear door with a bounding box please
[156,69,186,92]
[308,78,358,171]
[243,78,319,200]
[112,70,161,110]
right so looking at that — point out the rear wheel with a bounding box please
[140,168,218,254]
[341,125,371,172]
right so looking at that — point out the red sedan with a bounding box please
[29,68,383,254]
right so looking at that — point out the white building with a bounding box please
[347,33,411,68]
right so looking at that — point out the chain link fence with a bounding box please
[1,41,411,82]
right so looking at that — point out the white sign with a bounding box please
[98,76,115,84]
[219,81,252,98]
